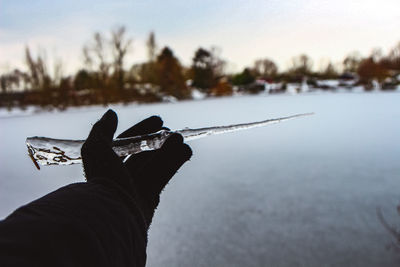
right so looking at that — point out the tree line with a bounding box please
[1,26,400,110]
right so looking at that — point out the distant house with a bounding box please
[339,72,357,80]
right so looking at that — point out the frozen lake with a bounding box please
[1,92,400,266]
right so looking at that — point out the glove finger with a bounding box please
[81,110,129,186]
[133,134,192,205]
[117,116,163,139]
[83,109,117,148]
[122,125,172,180]
[124,150,158,174]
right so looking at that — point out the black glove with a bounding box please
[81,109,192,226]
[0,109,191,267]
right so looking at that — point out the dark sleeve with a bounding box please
[0,180,148,267]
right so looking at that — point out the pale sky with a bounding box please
[1,0,399,74]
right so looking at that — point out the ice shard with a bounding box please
[26,113,313,169]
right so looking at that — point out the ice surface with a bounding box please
[1,92,400,266]
[26,113,312,167]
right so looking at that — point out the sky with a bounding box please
[1,0,399,74]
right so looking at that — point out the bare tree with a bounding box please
[53,58,64,87]
[290,54,313,76]
[25,47,40,89]
[386,42,400,70]
[25,46,51,90]
[321,62,338,79]
[210,46,226,77]
[82,46,93,70]
[0,70,29,93]
[110,26,132,90]
[370,48,383,62]
[253,58,278,79]
[343,51,362,73]
[83,32,111,84]
[146,31,157,63]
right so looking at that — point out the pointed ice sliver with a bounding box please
[26,112,314,169]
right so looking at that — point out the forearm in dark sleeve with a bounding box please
[0,181,148,267]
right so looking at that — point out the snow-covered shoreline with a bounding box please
[1,89,399,119]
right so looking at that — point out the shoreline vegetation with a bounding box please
[1,27,400,111]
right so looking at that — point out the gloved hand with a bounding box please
[81,109,192,226]
[0,109,191,267]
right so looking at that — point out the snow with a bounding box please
[286,83,299,94]
[191,89,207,100]
[0,106,37,118]
[1,92,400,266]
[317,79,340,88]
[263,82,283,93]
[161,95,178,103]
[300,77,310,92]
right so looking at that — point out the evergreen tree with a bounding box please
[232,68,255,85]
[155,47,190,99]
[191,48,216,91]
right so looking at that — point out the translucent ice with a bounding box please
[26,113,313,168]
